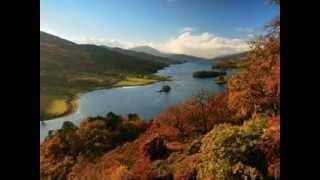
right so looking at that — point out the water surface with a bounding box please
[40,60,236,141]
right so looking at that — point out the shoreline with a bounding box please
[40,78,170,122]
[111,78,171,88]
[41,94,80,122]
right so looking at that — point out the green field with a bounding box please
[113,75,169,87]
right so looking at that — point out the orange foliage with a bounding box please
[41,16,280,179]
[227,36,280,120]
[257,115,280,178]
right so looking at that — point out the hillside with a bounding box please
[101,46,182,65]
[40,32,171,75]
[129,45,208,61]
[129,46,165,57]
[209,51,251,70]
[41,22,280,179]
[40,31,173,121]
[210,51,250,62]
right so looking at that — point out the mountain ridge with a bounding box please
[129,45,208,61]
[100,45,182,65]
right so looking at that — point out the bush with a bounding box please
[185,140,202,155]
[143,136,171,161]
[60,121,78,132]
[78,127,114,157]
[196,114,268,179]
[116,123,144,143]
[128,113,139,121]
[104,112,122,129]
[257,116,280,178]
[41,112,147,179]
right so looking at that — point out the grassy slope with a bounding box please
[112,75,170,87]
[40,31,174,121]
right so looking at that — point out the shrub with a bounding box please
[41,112,147,179]
[196,114,268,179]
[78,127,114,158]
[185,140,202,155]
[128,113,139,121]
[143,136,171,161]
[104,112,122,129]
[257,116,280,178]
[60,121,78,132]
[116,123,144,143]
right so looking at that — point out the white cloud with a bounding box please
[74,37,146,49]
[155,32,250,58]
[74,31,250,58]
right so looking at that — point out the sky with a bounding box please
[40,0,279,58]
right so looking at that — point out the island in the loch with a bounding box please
[158,85,171,93]
[192,70,226,78]
[214,75,228,85]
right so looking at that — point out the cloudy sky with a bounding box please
[40,0,279,58]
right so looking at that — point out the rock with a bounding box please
[159,85,171,93]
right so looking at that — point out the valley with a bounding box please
[40,32,181,121]
[40,1,280,179]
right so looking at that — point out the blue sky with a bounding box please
[40,0,279,58]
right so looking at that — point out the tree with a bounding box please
[60,121,78,132]
[191,90,213,134]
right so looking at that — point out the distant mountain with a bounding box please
[129,46,165,57]
[129,45,208,61]
[101,45,181,65]
[41,31,173,76]
[210,51,250,62]
[167,53,207,61]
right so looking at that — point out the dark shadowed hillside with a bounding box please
[41,31,170,75]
